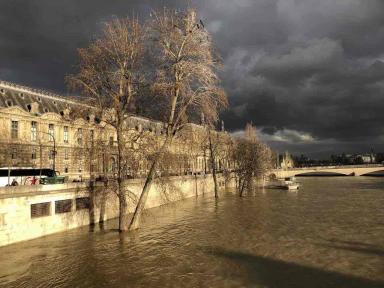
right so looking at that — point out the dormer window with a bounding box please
[19,93,24,98]
[29,102,39,114]
[44,108,49,113]
[0,89,4,94]
[53,101,57,105]
[63,108,70,118]
[6,100,12,107]
[89,114,95,124]
[37,97,41,102]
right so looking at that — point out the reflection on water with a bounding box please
[0,177,384,288]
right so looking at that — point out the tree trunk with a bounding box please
[99,155,108,224]
[99,188,107,224]
[208,129,219,198]
[89,180,95,226]
[128,138,170,230]
[128,160,157,230]
[118,178,128,231]
[116,118,129,232]
[239,177,246,197]
[194,173,198,197]
[212,168,219,198]
[89,147,95,226]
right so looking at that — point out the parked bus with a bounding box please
[0,167,56,186]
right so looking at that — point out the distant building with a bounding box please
[331,153,376,165]
[280,152,294,169]
[355,153,375,164]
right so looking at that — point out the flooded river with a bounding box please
[0,177,384,288]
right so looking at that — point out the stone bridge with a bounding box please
[272,164,384,178]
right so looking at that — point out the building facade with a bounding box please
[0,80,231,184]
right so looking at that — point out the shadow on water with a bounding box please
[204,246,384,288]
[315,239,384,257]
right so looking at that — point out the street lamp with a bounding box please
[38,130,56,173]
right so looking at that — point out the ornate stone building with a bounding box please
[0,80,115,180]
[0,80,230,183]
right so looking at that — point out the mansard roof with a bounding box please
[0,80,166,131]
[0,80,214,134]
[0,80,90,116]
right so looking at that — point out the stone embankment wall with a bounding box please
[0,174,229,247]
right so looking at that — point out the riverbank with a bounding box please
[0,174,229,247]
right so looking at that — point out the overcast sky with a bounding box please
[1,0,384,158]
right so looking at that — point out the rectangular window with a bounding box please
[63,126,69,143]
[76,197,90,210]
[31,202,51,218]
[11,120,18,139]
[109,136,114,147]
[11,147,17,159]
[77,128,82,145]
[64,166,68,173]
[31,121,37,141]
[90,130,94,142]
[48,124,54,142]
[55,199,72,214]
[49,150,54,160]
[31,148,37,160]
[64,148,69,160]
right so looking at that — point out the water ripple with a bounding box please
[0,177,383,287]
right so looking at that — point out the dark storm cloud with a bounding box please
[1,0,384,156]
[0,0,184,91]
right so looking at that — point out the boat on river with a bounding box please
[266,177,300,190]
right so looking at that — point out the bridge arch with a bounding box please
[359,169,384,176]
[294,171,351,177]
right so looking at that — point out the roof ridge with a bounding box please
[0,79,89,107]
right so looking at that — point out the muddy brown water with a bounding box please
[0,177,383,288]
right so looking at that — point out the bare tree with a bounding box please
[232,136,273,197]
[129,8,228,230]
[200,126,232,198]
[71,122,114,225]
[68,17,145,231]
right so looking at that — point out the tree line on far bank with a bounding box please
[67,7,273,232]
